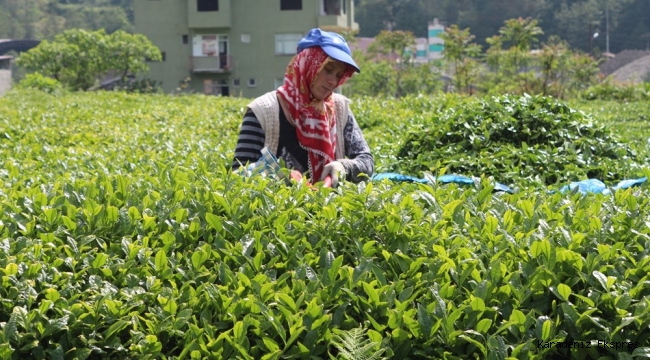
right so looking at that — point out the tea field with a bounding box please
[1,89,650,359]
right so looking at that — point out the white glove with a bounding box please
[320,161,346,187]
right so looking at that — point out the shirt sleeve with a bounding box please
[340,112,374,182]
[232,108,265,170]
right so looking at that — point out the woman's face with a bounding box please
[310,59,349,101]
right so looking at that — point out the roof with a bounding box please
[599,49,650,76]
[610,54,650,84]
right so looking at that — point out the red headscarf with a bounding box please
[277,47,355,182]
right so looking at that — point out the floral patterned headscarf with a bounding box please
[276,46,355,182]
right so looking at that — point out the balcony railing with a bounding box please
[189,55,232,73]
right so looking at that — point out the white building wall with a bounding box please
[0,70,11,96]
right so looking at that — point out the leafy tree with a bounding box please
[363,30,441,97]
[347,57,396,96]
[440,25,482,94]
[17,28,161,90]
[108,30,162,79]
[367,30,415,64]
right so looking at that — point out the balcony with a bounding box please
[318,0,351,29]
[189,55,232,73]
[317,14,349,29]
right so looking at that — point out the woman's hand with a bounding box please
[321,161,346,187]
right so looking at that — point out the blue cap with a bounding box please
[297,28,360,73]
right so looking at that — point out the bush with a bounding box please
[396,94,639,186]
[16,73,63,94]
[581,79,649,101]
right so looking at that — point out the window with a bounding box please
[241,34,251,43]
[204,79,229,96]
[322,0,340,15]
[233,78,240,86]
[193,35,228,57]
[197,0,218,12]
[248,78,257,87]
[182,35,188,44]
[281,0,302,10]
[275,33,302,55]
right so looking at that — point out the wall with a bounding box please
[0,70,11,96]
[134,0,189,94]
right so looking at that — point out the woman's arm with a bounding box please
[232,108,265,170]
[340,113,374,182]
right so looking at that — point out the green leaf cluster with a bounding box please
[396,94,639,187]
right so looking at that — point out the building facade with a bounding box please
[427,18,444,61]
[134,0,358,98]
[0,56,12,97]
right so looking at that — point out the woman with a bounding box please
[231,28,374,187]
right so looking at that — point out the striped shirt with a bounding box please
[232,107,374,182]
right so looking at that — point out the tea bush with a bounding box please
[396,94,641,187]
[1,89,650,359]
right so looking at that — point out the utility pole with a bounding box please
[605,1,610,54]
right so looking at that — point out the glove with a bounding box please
[320,161,346,187]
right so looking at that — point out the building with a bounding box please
[427,18,444,61]
[0,56,12,97]
[134,0,358,98]
[351,18,444,65]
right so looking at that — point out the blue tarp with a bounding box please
[371,172,515,194]
[371,172,648,195]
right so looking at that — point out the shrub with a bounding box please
[581,79,649,101]
[16,73,63,94]
[396,94,639,186]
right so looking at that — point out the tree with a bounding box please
[368,30,415,64]
[17,28,161,90]
[108,30,162,79]
[366,30,441,97]
[440,25,482,94]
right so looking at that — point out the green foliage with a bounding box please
[397,94,639,186]
[582,79,650,101]
[16,73,63,94]
[439,25,482,94]
[347,60,397,96]
[17,28,161,91]
[349,30,443,98]
[1,89,650,359]
[367,30,415,62]
[0,0,132,39]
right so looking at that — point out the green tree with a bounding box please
[108,30,162,79]
[17,28,161,90]
[368,30,415,64]
[440,25,482,94]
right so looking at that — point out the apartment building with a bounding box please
[134,0,358,98]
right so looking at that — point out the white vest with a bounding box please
[247,91,349,160]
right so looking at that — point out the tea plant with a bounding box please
[396,94,642,187]
[0,89,649,359]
